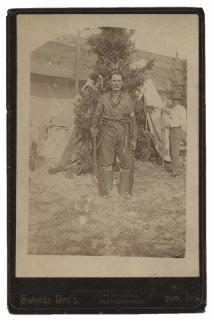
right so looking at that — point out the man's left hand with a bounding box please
[130,140,136,150]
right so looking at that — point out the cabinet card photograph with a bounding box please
[13,11,203,279]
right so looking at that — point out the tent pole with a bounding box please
[161,112,165,167]
[143,96,148,131]
[75,30,81,94]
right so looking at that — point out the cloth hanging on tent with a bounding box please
[40,95,83,166]
[140,79,171,162]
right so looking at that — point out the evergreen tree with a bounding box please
[73,27,154,174]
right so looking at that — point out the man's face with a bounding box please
[110,74,123,91]
[166,99,174,109]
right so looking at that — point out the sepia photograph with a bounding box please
[29,26,187,258]
[15,13,200,277]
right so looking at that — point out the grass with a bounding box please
[28,160,186,257]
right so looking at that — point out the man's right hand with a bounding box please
[90,127,99,138]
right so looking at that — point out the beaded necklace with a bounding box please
[111,91,121,108]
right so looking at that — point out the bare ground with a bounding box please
[29,160,186,257]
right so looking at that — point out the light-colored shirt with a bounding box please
[169,104,186,128]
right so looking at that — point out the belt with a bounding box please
[101,118,131,126]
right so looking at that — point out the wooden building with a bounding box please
[31,35,187,102]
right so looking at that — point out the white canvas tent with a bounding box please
[141,79,171,162]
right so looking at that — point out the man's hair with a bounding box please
[110,71,123,80]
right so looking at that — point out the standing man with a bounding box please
[91,72,137,199]
[164,95,187,177]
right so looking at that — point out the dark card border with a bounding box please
[7,7,206,314]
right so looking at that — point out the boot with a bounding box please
[118,168,131,198]
[100,167,113,198]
